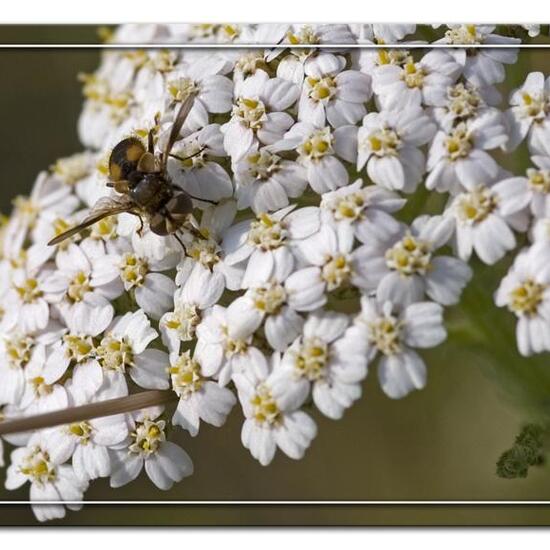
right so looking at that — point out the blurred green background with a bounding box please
[2,29,550,525]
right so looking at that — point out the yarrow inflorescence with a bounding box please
[0,22,549,521]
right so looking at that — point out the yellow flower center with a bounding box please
[455,186,497,225]
[369,315,403,355]
[385,233,433,276]
[252,283,287,314]
[20,447,56,484]
[120,253,149,288]
[298,127,334,161]
[233,97,267,130]
[129,419,166,457]
[248,214,287,250]
[96,334,134,372]
[14,278,42,304]
[251,384,281,426]
[509,279,546,317]
[294,337,329,381]
[170,351,204,398]
[322,254,352,291]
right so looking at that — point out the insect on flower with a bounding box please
[48,94,213,250]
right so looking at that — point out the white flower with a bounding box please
[42,301,114,399]
[164,54,233,130]
[355,24,416,44]
[273,24,356,85]
[299,53,371,128]
[170,350,236,436]
[495,245,550,356]
[353,215,472,306]
[160,267,224,357]
[447,176,529,265]
[372,50,461,110]
[167,124,234,203]
[225,263,305,352]
[221,71,299,163]
[9,171,79,238]
[0,323,60,406]
[94,233,179,319]
[436,25,519,87]
[431,82,501,132]
[277,122,355,194]
[5,432,88,522]
[222,205,320,288]
[493,156,550,218]
[426,111,508,194]
[280,311,368,419]
[194,304,268,386]
[320,178,405,243]
[287,223,356,311]
[504,72,550,155]
[357,106,436,192]
[234,352,317,466]
[94,309,170,391]
[356,298,447,398]
[233,144,308,212]
[42,242,123,319]
[45,381,129,483]
[109,408,193,490]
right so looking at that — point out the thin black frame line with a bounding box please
[0,43,549,49]
[4,500,550,505]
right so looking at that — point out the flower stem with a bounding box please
[0,390,177,436]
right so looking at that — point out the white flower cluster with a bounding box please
[0,23,546,521]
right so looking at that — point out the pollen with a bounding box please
[129,418,166,457]
[248,214,287,251]
[298,127,334,160]
[20,447,56,484]
[170,351,204,399]
[120,253,149,288]
[14,278,43,304]
[96,334,134,372]
[252,283,287,314]
[368,315,403,356]
[233,97,267,130]
[509,279,546,317]
[294,337,329,381]
[251,384,281,426]
[385,233,433,276]
[67,271,92,303]
[321,254,352,291]
[455,186,497,225]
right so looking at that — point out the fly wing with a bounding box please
[163,93,196,169]
[48,195,137,246]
